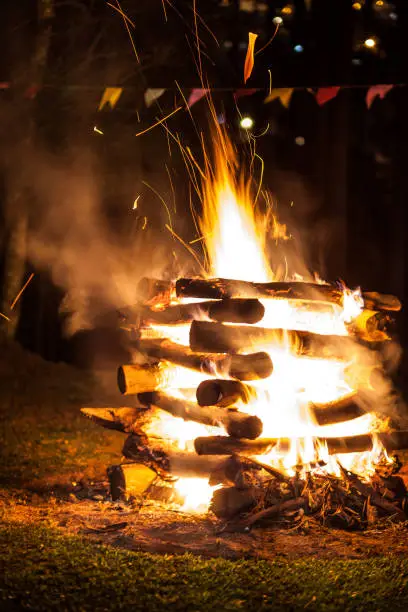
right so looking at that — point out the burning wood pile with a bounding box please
[83,275,408,530]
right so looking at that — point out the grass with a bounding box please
[1,521,408,611]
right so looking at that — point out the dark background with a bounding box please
[0,0,407,383]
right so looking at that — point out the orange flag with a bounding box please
[244,32,258,84]
[264,88,294,108]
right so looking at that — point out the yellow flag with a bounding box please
[244,32,258,84]
[98,87,123,111]
[264,88,294,108]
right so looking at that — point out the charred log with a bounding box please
[137,277,174,305]
[176,278,401,312]
[240,496,308,528]
[141,298,265,325]
[210,486,258,519]
[194,431,408,456]
[196,379,257,407]
[108,463,157,501]
[189,321,353,358]
[139,338,273,380]
[137,391,263,439]
[347,310,394,342]
[80,406,149,434]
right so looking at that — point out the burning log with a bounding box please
[137,391,263,439]
[176,278,402,312]
[194,430,408,456]
[196,379,257,407]
[117,362,203,395]
[137,277,174,304]
[122,434,229,478]
[138,338,273,380]
[189,321,352,358]
[141,298,265,325]
[240,496,308,529]
[347,310,394,343]
[310,394,366,426]
[80,406,149,433]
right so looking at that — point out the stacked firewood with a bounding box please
[82,276,408,528]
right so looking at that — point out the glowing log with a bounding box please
[117,363,203,395]
[194,431,408,456]
[80,406,149,433]
[176,278,401,312]
[190,321,353,358]
[196,379,257,407]
[344,364,385,391]
[347,310,393,342]
[139,338,273,380]
[137,391,263,439]
[108,463,157,501]
[310,394,366,426]
[141,299,265,325]
[137,277,174,303]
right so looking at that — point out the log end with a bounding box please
[226,415,263,440]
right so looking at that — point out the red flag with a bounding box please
[366,84,393,109]
[187,88,209,108]
[234,88,259,101]
[315,87,340,106]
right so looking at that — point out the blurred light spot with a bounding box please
[375,0,384,6]
[364,38,376,49]
[352,2,363,9]
[273,16,283,25]
[240,116,254,129]
[389,12,398,20]
[93,126,103,135]
[352,58,362,65]
[294,44,304,53]
[223,40,233,49]
[295,136,305,146]
[217,113,226,125]
[133,196,140,210]
[281,4,293,15]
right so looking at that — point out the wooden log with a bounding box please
[117,362,204,395]
[210,486,257,519]
[80,406,149,433]
[196,379,257,407]
[141,298,265,325]
[310,394,366,426]
[194,431,408,456]
[241,496,308,528]
[139,338,273,380]
[122,434,228,477]
[344,364,385,392]
[108,463,157,501]
[347,310,393,342]
[137,391,263,439]
[189,321,352,358]
[176,277,402,312]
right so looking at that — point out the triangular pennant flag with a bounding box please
[144,88,166,108]
[187,88,209,108]
[264,88,294,108]
[98,87,123,111]
[234,88,259,100]
[366,84,393,109]
[244,32,258,83]
[315,86,340,106]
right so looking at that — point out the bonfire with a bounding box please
[83,123,407,531]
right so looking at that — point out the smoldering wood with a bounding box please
[176,277,402,312]
[194,431,408,456]
[190,321,353,358]
[137,391,263,439]
[137,277,174,303]
[80,406,149,434]
[196,379,257,407]
[140,298,265,325]
[118,363,168,395]
[310,394,366,426]
[241,496,308,528]
[138,338,273,380]
[210,486,258,519]
[209,454,288,487]
[347,310,394,342]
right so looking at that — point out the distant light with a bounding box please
[93,126,103,135]
[295,136,305,146]
[133,195,140,210]
[364,38,376,49]
[281,4,293,15]
[294,44,304,53]
[240,116,254,129]
[389,12,398,20]
[375,0,384,6]
[352,58,362,65]
[223,40,233,49]
[352,2,362,9]
[273,16,283,25]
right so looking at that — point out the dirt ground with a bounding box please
[2,333,408,561]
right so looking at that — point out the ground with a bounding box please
[2,334,408,610]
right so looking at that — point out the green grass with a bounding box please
[1,521,408,612]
